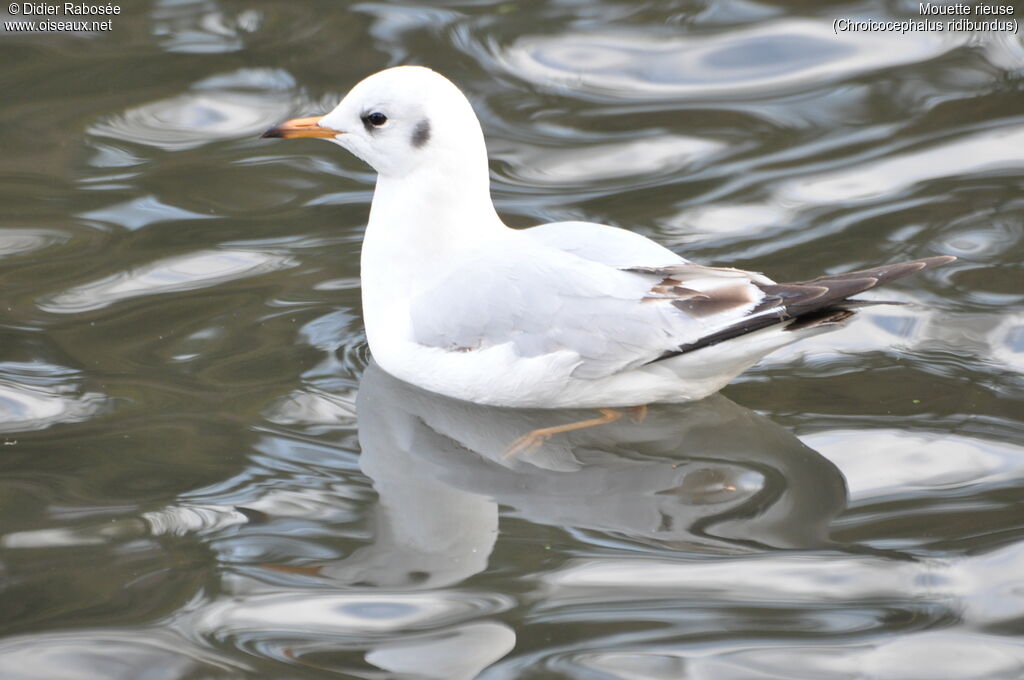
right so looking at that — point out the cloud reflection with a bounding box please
[39,248,295,314]
[499,20,956,99]
[0,376,107,434]
[89,68,296,150]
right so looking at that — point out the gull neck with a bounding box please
[367,157,506,259]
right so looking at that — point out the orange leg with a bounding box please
[505,407,627,458]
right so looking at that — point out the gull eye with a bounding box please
[366,112,388,127]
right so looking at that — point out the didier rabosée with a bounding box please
[16,3,121,15]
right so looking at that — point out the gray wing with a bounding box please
[410,222,957,379]
[522,220,686,268]
[409,237,770,379]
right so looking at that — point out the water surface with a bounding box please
[1,1,1023,678]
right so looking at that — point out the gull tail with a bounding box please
[654,255,956,360]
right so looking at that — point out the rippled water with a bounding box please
[1,1,1022,678]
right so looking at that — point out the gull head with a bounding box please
[263,66,486,179]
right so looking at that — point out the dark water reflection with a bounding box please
[1,0,1023,678]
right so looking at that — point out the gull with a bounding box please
[263,66,955,410]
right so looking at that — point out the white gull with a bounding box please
[264,66,954,409]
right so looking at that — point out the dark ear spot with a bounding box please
[411,119,431,148]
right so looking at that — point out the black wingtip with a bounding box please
[649,255,958,363]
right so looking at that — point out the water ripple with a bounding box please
[571,632,1024,680]
[152,2,263,54]
[89,68,296,150]
[497,20,958,100]
[542,554,929,605]
[668,124,1024,246]
[0,629,246,680]
[77,195,215,231]
[990,312,1024,372]
[806,428,1024,502]
[363,622,515,680]
[39,248,295,314]
[779,125,1024,206]
[505,135,725,187]
[143,503,253,537]
[192,589,513,643]
[0,228,70,259]
[264,387,358,426]
[0,365,107,435]
[541,541,1024,630]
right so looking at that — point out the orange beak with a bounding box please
[261,116,343,139]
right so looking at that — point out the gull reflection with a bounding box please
[328,362,848,590]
